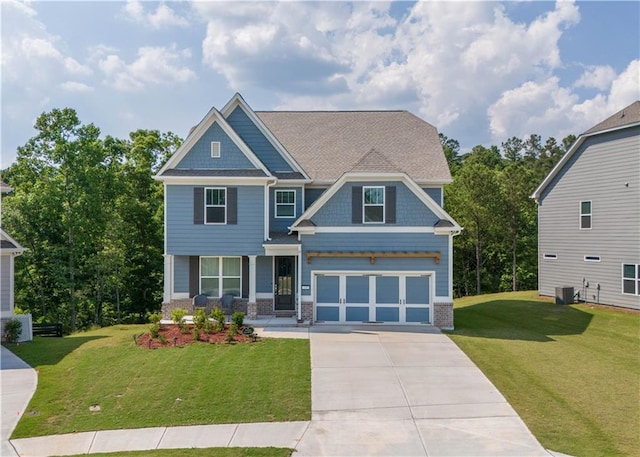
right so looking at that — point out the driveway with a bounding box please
[296,325,551,456]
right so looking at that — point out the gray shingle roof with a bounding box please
[584,101,640,135]
[256,111,450,183]
[161,169,268,177]
[350,149,402,173]
[272,171,306,180]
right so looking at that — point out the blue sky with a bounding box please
[1,1,638,167]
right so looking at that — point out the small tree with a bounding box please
[3,319,22,343]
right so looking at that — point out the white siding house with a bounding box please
[532,101,640,310]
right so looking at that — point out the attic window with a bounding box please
[211,142,221,158]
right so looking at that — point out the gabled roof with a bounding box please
[350,149,401,174]
[532,100,640,201]
[256,110,450,184]
[156,107,271,179]
[0,229,24,253]
[290,172,461,232]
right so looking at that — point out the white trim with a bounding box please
[579,200,592,230]
[265,180,277,240]
[0,229,25,253]
[210,141,221,158]
[156,177,273,185]
[163,254,172,303]
[249,255,257,303]
[297,245,303,321]
[171,292,190,300]
[256,292,273,300]
[290,172,462,231]
[531,120,640,201]
[362,185,385,224]
[584,255,601,262]
[274,189,296,219]
[204,187,227,225]
[220,93,311,180]
[263,244,300,257]
[312,226,436,234]
[311,179,453,187]
[156,106,271,178]
[543,253,558,260]
[622,263,640,296]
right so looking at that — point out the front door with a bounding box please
[274,256,295,311]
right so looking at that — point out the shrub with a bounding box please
[3,319,22,343]
[193,328,201,341]
[203,319,214,334]
[149,322,160,338]
[158,334,167,345]
[226,322,238,343]
[232,311,245,328]
[180,324,190,335]
[148,312,162,324]
[171,308,188,325]
[210,307,225,332]
[193,308,207,330]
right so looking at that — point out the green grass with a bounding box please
[446,291,640,457]
[6,325,310,439]
[55,448,292,457]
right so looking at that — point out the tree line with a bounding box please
[1,107,575,331]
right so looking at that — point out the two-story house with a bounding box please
[532,101,640,309]
[156,93,461,328]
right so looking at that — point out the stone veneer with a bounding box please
[301,302,314,323]
[162,298,248,319]
[433,302,454,329]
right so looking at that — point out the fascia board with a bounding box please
[221,93,311,180]
[154,176,273,185]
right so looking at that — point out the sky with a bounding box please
[1,0,639,167]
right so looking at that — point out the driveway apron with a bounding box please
[296,325,551,457]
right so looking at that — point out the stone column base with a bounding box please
[433,302,454,330]
[247,302,258,320]
[301,302,314,324]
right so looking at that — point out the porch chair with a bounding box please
[220,293,234,322]
[192,294,208,314]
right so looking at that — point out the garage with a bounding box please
[314,272,432,324]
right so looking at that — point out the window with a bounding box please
[543,254,557,260]
[205,188,226,224]
[622,264,640,296]
[200,257,241,297]
[275,190,296,218]
[211,142,221,158]
[584,255,601,262]
[363,186,385,223]
[580,200,592,229]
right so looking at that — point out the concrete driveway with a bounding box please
[296,325,551,456]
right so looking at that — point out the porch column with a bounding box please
[248,255,257,319]
[163,254,172,303]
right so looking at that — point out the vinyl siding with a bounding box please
[0,255,10,313]
[176,122,256,170]
[257,256,273,293]
[305,187,327,210]
[538,127,640,309]
[226,106,293,173]
[270,187,303,233]
[300,233,449,297]
[311,181,440,226]
[423,187,442,206]
[166,185,265,255]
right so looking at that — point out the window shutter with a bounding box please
[227,187,238,224]
[194,188,204,224]
[385,186,396,224]
[242,256,249,299]
[352,186,363,224]
[189,256,199,297]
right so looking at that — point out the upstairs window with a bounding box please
[363,186,385,223]
[622,264,640,296]
[580,200,592,229]
[211,141,221,158]
[275,190,296,218]
[205,188,226,224]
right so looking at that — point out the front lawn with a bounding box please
[7,325,310,438]
[446,291,640,457]
[56,448,293,457]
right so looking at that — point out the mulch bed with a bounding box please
[136,323,255,349]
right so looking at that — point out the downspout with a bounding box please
[264,179,277,241]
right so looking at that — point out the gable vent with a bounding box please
[211,141,221,158]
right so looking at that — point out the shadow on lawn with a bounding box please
[3,335,108,367]
[448,299,593,342]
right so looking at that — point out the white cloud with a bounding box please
[60,81,94,93]
[98,45,196,92]
[123,0,189,29]
[575,65,617,90]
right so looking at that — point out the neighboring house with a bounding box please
[0,180,26,336]
[532,101,640,310]
[156,93,461,328]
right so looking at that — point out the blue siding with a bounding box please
[305,187,327,210]
[166,185,265,255]
[270,187,303,233]
[311,181,440,226]
[257,256,273,293]
[174,256,189,293]
[423,187,442,206]
[302,232,449,297]
[226,106,293,173]
[176,122,256,170]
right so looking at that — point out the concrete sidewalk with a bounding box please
[6,325,565,456]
